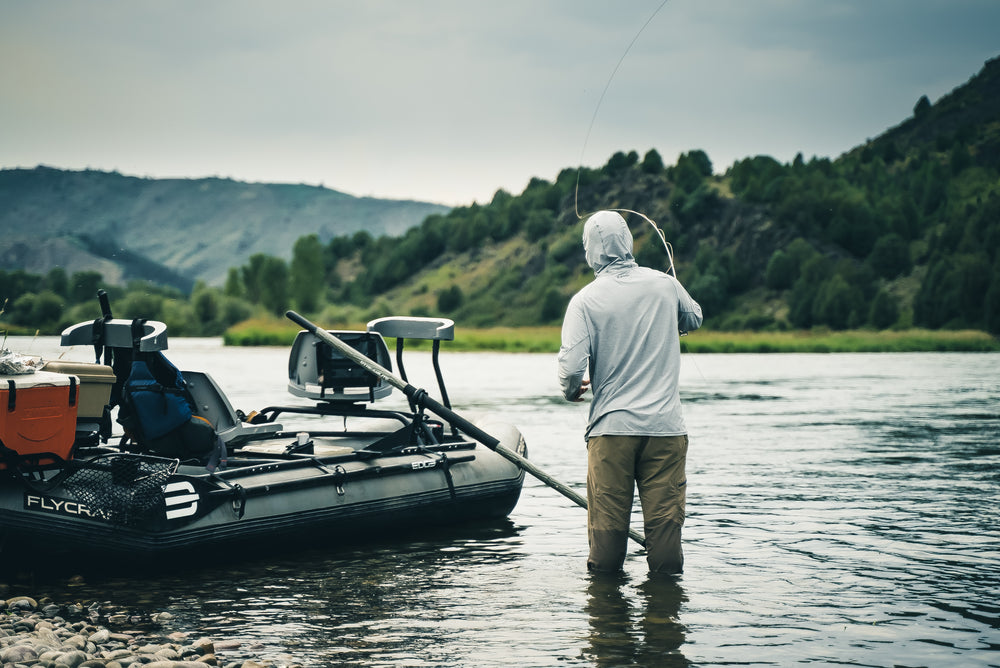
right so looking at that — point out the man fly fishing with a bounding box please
[557,210,702,575]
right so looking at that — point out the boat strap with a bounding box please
[415,448,456,500]
[91,317,105,364]
[91,315,114,365]
[5,377,76,412]
[130,318,147,350]
[440,453,456,500]
[0,442,73,480]
[210,473,246,519]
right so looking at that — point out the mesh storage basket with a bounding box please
[62,454,179,527]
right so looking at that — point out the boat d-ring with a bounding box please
[334,465,347,496]
[230,483,246,519]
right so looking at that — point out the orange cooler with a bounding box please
[0,370,79,468]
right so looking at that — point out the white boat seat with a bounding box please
[367,316,454,341]
[367,316,456,413]
[61,318,168,352]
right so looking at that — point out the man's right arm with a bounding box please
[557,300,590,401]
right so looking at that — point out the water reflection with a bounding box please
[584,573,689,667]
[5,340,999,666]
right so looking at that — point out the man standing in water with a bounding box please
[557,210,702,574]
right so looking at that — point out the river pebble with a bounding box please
[0,592,303,668]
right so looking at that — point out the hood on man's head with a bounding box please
[583,210,635,273]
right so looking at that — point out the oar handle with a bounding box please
[98,289,113,319]
[284,311,646,548]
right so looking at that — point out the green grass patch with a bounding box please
[223,317,562,352]
[224,319,999,353]
[679,328,1000,353]
[448,326,562,352]
[223,318,300,346]
[1,325,38,338]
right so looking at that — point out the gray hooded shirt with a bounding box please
[557,211,703,439]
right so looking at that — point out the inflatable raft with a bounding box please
[0,303,526,561]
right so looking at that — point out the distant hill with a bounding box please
[0,168,450,290]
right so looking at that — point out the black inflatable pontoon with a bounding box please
[0,309,525,561]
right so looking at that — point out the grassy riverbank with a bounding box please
[224,318,999,353]
[677,328,1000,353]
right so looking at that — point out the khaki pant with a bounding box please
[587,434,688,574]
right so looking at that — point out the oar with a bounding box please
[285,310,646,548]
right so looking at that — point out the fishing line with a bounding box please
[569,1,707,383]
[572,0,676,277]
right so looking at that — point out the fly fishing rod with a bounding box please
[285,310,646,548]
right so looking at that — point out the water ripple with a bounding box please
[5,343,999,666]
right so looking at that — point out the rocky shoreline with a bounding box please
[0,594,303,668]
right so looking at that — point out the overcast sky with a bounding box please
[2,1,998,206]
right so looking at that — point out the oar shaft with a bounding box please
[284,311,646,547]
[497,444,644,546]
[406,387,645,546]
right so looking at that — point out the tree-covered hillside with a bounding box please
[253,57,998,334]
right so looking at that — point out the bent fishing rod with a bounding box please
[285,310,646,548]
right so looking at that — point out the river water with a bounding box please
[5,337,999,667]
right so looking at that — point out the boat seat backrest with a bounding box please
[181,371,283,446]
[61,318,168,352]
[287,330,392,403]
